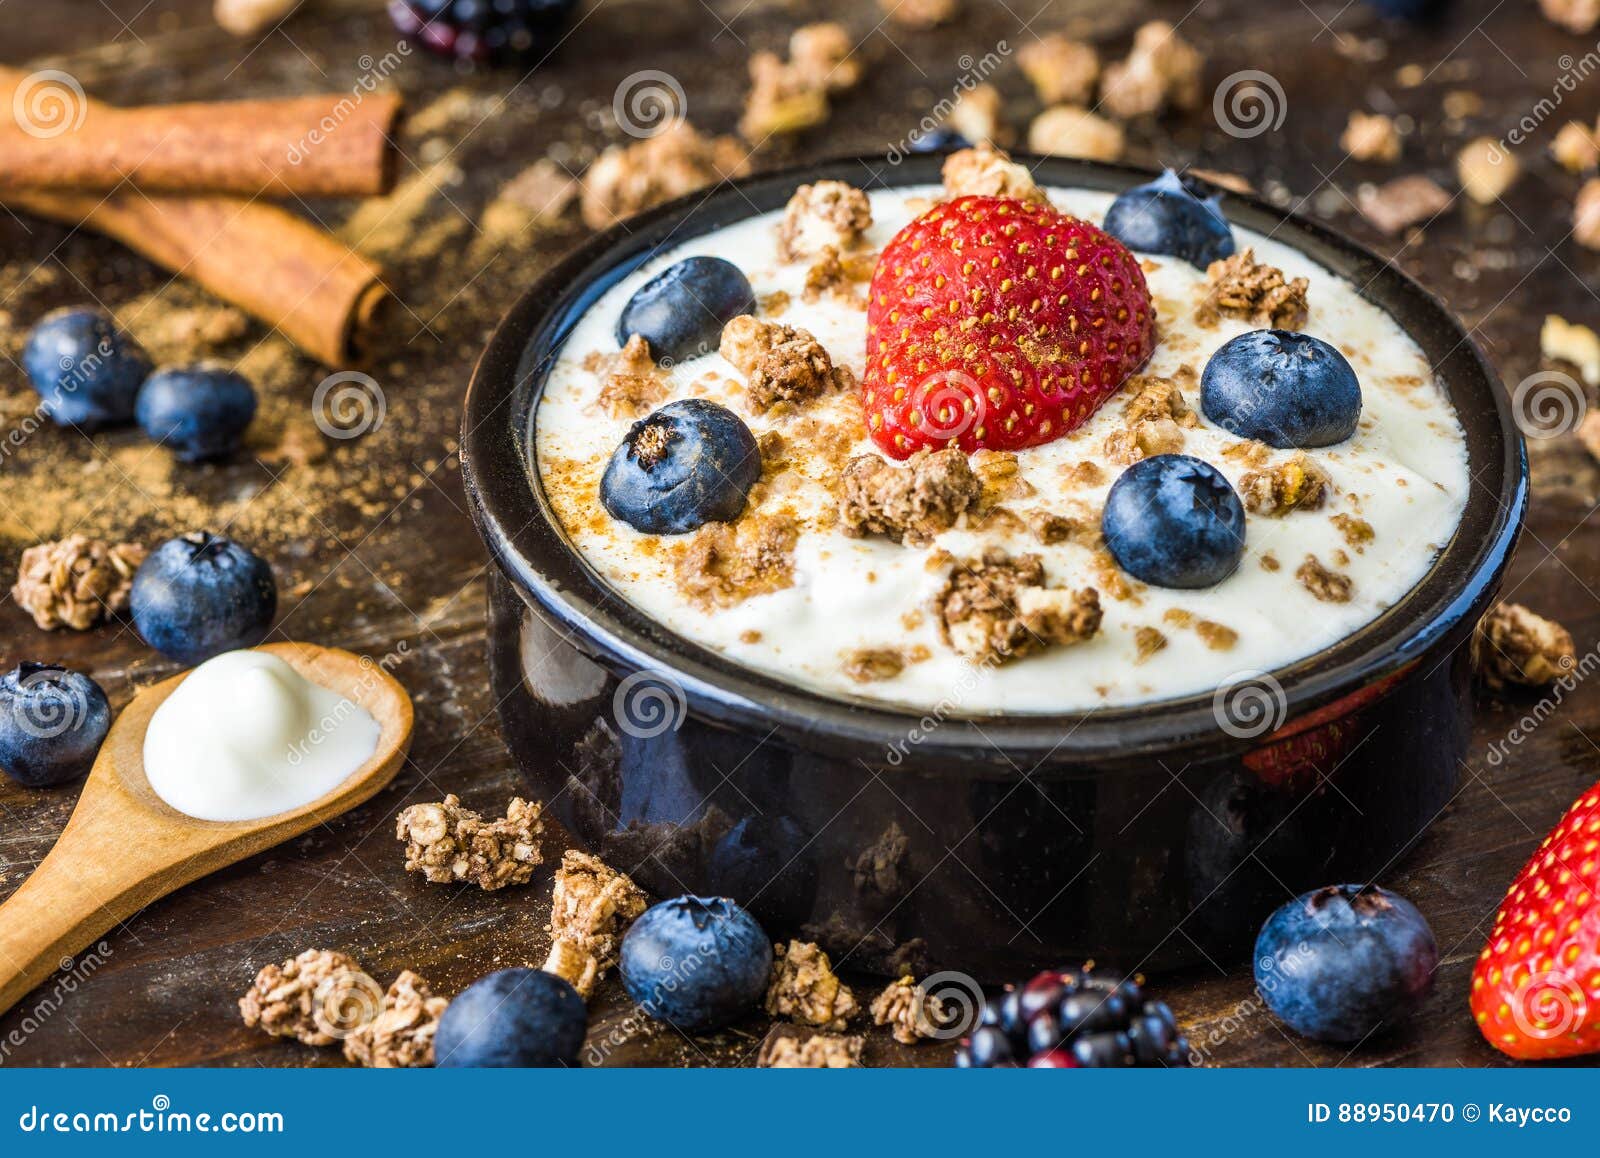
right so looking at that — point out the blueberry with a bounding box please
[130,532,277,665]
[434,968,587,1067]
[600,399,761,534]
[619,895,771,1032]
[908,125,972,153]
[1102,454,1246,589]
[22,307,152,430]
[136,364,258,463]
[616,256,756,364]
[1103,170,1236,269]
[1201,329,1363,448]
[1254,884,1438,1043]
[0,664,111,788]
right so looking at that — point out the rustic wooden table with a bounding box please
[1,0,1596,1068]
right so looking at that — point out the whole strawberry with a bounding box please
[1471,779,1600,1060]
[862,195,1155,458]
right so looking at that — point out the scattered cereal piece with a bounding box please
[342,971,449,1068]
[673,513,799,609]
[938,549,1102,664]
[11,535,145,631]
[839,448,981,546]
[587,334,667,419]
[949,83,1007,145]
[1238,453,1331,516]
[741,23,859,140]
[547,849,649,984]
[1575,178,1600,250]
[239,950,381,1047]
[1539,0,1600,33]
[542,939,600,1002]
[580,123,749,229]
[719,315,855,412]
[1195,620,1238,651]
[802,246,866,306]
[1340,112,1402,163]
[1019,35,1101,105]
[1552,121,1600,173]
[1028,105,1125,162]
[870,976,947,1044]
[396,795,544,891]
[1357,175,1452,235]
[758,1027,863,1067]
[766,940,859,1031]
[1472,602,1576,690]
[880,0,958,26]
[1197,248,1310,329]
[1330,512,1375,547]
[777,180,872,261]
[1541,314,1600,385]
[1296,555,1353,603]
[1026,505,1096,546]
[843,647,907,683]
[1099,20,1203,119]
[1103,417,1185,464]
[1134,626,1168,662]
[942,142,1048,203]
[1456,137,1518,204]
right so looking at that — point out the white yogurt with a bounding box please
[535,184,1471,713]
[144,650,381,822]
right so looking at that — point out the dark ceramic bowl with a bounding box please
[461,155,1526,980]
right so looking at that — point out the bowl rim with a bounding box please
[460,153,1527,765]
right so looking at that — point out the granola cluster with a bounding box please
[879,0,958,27]
[1099,20,1203,119]
[12,535,145,631]
[672,512,799,609]
[238,950,381,1047]
[941,142,1048,204]
[1028,107,1125,163]
[541,850,648,999]
[777,181,872,262]
[1295,555,1353,603]
[1197,249,1310,330]
[1473,602,1576,690]
[757,1028,863,1067]
[396,794,545,891]
[839,448,981,545]
[937,550,1103,664]
[1238,453,1331,516]
[741,23,859,140]
[765,940,860,1031]
[801,247,871,306]
[1019,34,1100,105]
[719,315,855,413]
[341,971,449,1069]
[1104,369,1199,465]
[586,334,666,419]
[1340,112,1401,163]
[580,123,749,230]
[869,976,947,1045]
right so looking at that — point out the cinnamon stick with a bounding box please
[0,66,401,199]
[4,188,388,367]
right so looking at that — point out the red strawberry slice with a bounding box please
[861,194,1155,458]
[1470,778,1600,1060]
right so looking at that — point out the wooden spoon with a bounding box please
[0,641,413,1015]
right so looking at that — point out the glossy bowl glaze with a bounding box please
[462,155,1527,979]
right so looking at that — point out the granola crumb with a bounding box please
[1195,620,1238,651]
[761,290,791,317]
[1134,626,1168,662]
[1026,505,1096,547]
[1457,137,1519,204]
[239,950,381,1047]
[879,0,958,27]
[1260,552,1281,572]
[1539,0,1600,33]
[1059,460,1106,488]
[757,1028,863,1067]
[843,647,907,683]
[777,181,872,261]
[1340,112,1402,163]
[1330,512,1375,548]
[580,123,749,230]
[741,22,858,140]
[547,849,648,980]
[1028,105,1125,162]
[1296,555,1354,603]
[587,334,667,419]
[1220,439,1271,467]
[719,314,854,413]
[1103,417,1185,464]
[673,513,799,609]
[1472,601,1576,690]
[949,83,1007,145]
[1576,179,1600,250]
[1121,368,1200,427]
[1099,20,1203,119]
[1552,121,1600,173]
[942,142,1049,204]
[11,535,145,631]
[802,246,867,306]
[1164,608,1195,628]
[1357,175,1452,236]
[1239,453,1331,515]
[395,795,544,891]
[1541,314,1600,385]
[1019,35,1101,106]
[937,549,1102,664]
[765,940,859,1031]
[1197,248,1310,330]
[838,448,981,545]
[870,976,947,1044]
[342,971,448,1068]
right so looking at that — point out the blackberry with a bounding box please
[954,967,1189,1068]
[387,0,578,66]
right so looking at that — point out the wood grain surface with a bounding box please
[1,0,1598,1068]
